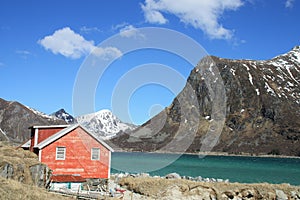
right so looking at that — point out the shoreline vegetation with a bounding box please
[111,173,300,200]
[114,150,300,159]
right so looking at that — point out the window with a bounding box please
[91,148,100,160]
[56,147,66,160]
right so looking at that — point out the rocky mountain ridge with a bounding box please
[0,98,66,143]
[0,98,136,143]
[111,46,300,156]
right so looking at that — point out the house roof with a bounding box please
[34,124,114,152]
[30,125,70,129]
[20,139,31,148]
[51,175,86,183]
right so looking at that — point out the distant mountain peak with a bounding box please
[93,109,115,118]
[57,108,66,112]
[272,45,300,65]
[51,109,76,124]
[97,109,112,113]
[292,45,300,51]
[76,109,137,140]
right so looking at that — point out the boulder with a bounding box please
[29,164,52,188]
[276,190,288,200]
[291,191,300,200]
[165,173,181,179]
[140,173,150,177]
[0,162,14,179]
[240,188,260,200]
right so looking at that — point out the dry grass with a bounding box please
[0,176,72,200]
[0,142,41,185]
[0,142,73,199]
[119,176,300,199]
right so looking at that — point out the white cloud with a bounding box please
[285,0,294,8]
[16,50,31,55]
[91,46,123,60]
[80,26,101,34]
[38,27,94,59]
[112,22,129,31]
[119,25,145,38]
[38,27,122,59]
[141,0,244,40]
[16,50,33,59]
[141,1,168,24]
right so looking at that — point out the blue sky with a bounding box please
[0,0,299,124]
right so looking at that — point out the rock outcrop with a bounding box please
[0,142,51,188]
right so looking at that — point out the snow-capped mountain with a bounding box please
[51,109,77,124]
[76,109,137,140]
[0,97,136,143]
[111,46,300,156]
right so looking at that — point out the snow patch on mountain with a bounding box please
[76,109,137,140]
[237,46,300,102]
[24,105,59,121]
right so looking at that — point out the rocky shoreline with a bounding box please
[109,173,300,200]
[112,172,230,184]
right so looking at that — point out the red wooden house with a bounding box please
[22,124,114,181]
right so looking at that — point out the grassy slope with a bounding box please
[0,142,72,199]
[0,176,72,200]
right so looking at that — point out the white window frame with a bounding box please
[56,147,66,160]
[91,148,100,160]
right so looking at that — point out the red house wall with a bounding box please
[30,127,66,152]
[40,127,110,179]
[37,128,65,144]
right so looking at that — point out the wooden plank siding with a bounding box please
[37,128,66,144]
[30,127,67,152]
[39,126,111,179]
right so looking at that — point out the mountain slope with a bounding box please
[76,109,137,140]
[0,98,66,143]
[111,46,300,156]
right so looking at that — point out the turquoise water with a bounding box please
[111,152,300,185]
